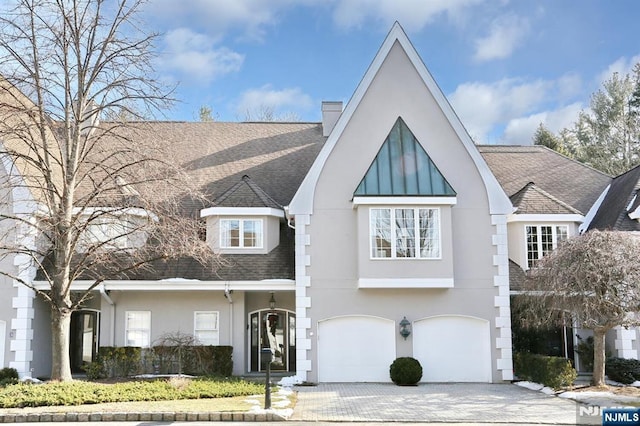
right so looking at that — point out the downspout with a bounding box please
[224,284,233,347]
[99,285,115,346]
[284,206,295,229]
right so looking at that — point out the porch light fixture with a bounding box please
[399,316,411,340]
[269,292,276,310]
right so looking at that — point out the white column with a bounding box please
[492,214,513,381]
[614,326,637,359]
[294,214,312,381]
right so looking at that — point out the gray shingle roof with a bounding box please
[588,165,640,231]
[510,182,582,215]
[214,175,283,209]
[478,145,611,215]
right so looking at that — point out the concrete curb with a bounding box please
[0,411,288,422]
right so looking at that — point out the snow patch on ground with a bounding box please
[516,380,640,408]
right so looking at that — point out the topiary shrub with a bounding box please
[605,357,640,384]
[389,357,423,385]
[514,352,577,389]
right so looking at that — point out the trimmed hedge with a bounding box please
[0,368,18,387]
[0,377,263,408]
[389,357,423,385]
[86,346,233,380]
[606,357,640,384]
[514,352,577,389]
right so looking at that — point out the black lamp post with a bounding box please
[261,347,273,409]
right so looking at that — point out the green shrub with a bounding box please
[605,358,640,384]
[389,357,423,385]
[98,347,141,378]
[0,368,18,387]
[514,352,577,389]
[0,377,263,408]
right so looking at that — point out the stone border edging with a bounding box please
[0,411,287,422]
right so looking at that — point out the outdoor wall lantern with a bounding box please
[399,316,411,340]
[269,292,276,310]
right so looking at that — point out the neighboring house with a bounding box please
[0,22,637,382]
[480,145,640,370]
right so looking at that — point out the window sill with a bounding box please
[358,278,454,288]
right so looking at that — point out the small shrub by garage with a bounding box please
[389,357,423,385]
[514,352,577,389]
[605,357,640,384]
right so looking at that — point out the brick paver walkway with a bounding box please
[291,383,582,424]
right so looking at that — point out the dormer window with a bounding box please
[220,218,263,249]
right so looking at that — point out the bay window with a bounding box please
[370,207,440,259]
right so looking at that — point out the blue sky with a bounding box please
[143,0,640,145]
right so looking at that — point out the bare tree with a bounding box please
[0,0,217,381]
[242,104,301,122]
[516,230,640,386]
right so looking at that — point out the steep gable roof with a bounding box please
[478,145,610,215]
[354,117,455,197]
[214,175,282,209]
[510,182,582,215]
[588,165,640,231]
[289,22,510,215]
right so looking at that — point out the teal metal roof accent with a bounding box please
[354,117,456,196]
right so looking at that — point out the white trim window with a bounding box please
[526,225,569,268]
[220,219,263,248]
[370,207,441,259]
[125,311,150,347]
[194,311,219,345]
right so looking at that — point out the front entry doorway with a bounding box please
[249,309,295,372]
[70,310,99,373]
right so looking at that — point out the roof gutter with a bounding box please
[284,205,295,229]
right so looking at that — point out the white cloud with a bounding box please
[473,13,529,61]
[449,78,550,143]
[160,28,244,83]
[236,85,313,118]
[331,0,482,31]
[448,73,585,144]
[501,102,583,145]
[148,0,300,40]
[597,54,640,84]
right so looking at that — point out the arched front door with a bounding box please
[249,309,295,372]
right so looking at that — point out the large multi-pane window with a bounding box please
[194,311,219,345]
[125,311,150,347]
[526,225,569,267]
[370,207,440,259]
[220,219,263,248]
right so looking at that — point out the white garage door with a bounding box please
[318,315,395,382]
[413,315,491,382]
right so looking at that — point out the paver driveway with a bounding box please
[291,383,584,424]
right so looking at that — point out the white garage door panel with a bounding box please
[414,316,491,382]
[318,316,395,382]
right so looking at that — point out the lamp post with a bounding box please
[261,348,273,409]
